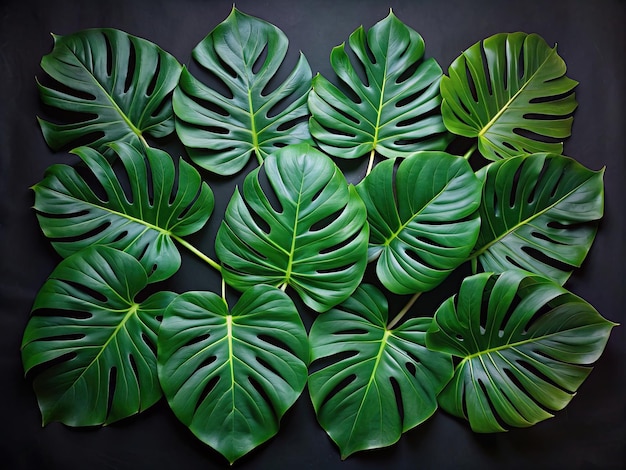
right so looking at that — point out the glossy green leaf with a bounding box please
[173,7,312,175]
[309,11,450,160]
[37,28,182,155]
[32,142,214,282]
[21,246,176,426]
[309,284,453,458]
[426,270,615,433]
[441,32,577,160]
[471,153,604,285]
[356,151,481,294]
[157,285,309,464]
[215,143,369,312]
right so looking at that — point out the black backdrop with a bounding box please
[1,0,624,469]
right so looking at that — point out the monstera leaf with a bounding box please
[426,270,615,433]
[308,284,453,458]
[157,285,309,464]
[33,142,214,282]
[441,32,577,160]
[470,153,604,284]
[173,7,312,175]
[37,28,181,155]
[356,151,482,294]
[309,11,450,162]
[21,246,176,426]
[215,144,369,312]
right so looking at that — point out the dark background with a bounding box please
[1,0,624,468]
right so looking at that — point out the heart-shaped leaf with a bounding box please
[173,7,312,175]
[309,11,450,161]
[37,28,182,155]
[157,285,309,464]
[356,151,482,294]
[308,284,453,458]
[470,153,604,285]
[33,141,214,282]
[21,246,176,426]
[215,143,369,312]
[441,32,578,160]
[426,270,615,433]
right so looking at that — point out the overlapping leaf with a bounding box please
[21,246,176,426]
[33,142,214,282]
[308,284,453,458]
[356,151,481,294]
[173,7,312,175]
[37,28,181,155]
[426,270,615,433]
[441,32,577,160]
[470,153,604,285]
[309,11,450,160]
[157,285,309,464]
[215,144,369,312]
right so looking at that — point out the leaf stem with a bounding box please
[365,148,376,177]
[463,144,477,160]
[171,234,222,273]
[387,292,422,329]
[221,278,228,306]
[279,283,288,292]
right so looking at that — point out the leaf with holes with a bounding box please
[470,153,604,285]
[21,246,176,426]
[441,32,577,160]
[426,270,615,433]
[37,28,181,155]
[173,7,312,176]
[356,151,481,294]
[215,143,369,312]
[32,141,214,282]
[308,11,450,163]
[157,285,309,464]
[308,284,453,458]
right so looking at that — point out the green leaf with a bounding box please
[21,246,176,426]
[157,285,309,464]
[441,32,578,160]
[471,153,604,285]
[173,7,312,175]
[356,151,482,294]
[215,143,369,312]
[308,284,453,458]
[426,270,616,433]
[309,11,450,160]
[37,28,182,155]
[33,142,214,282]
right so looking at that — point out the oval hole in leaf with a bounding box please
[258,333,297,357]
[146,54,162,97]
[106,366,118,417]
[389,376,405,423]
[319,373,358,411]
[195,375,220,413]
[309,350,358,374]
[141,332,157,356]
[249,375,279,421]
[62,279,109,303]
[183,333,211,349]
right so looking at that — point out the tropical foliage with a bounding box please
[21,7,614,465]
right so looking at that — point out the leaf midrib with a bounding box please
[383,176,457,248]
[43,188,174,238]
[49,303,140,419]
[477,47,556,138]
[458,321,599,365]
[470,174,593,260]
[65,45,144,139]
[346,329,391,448]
